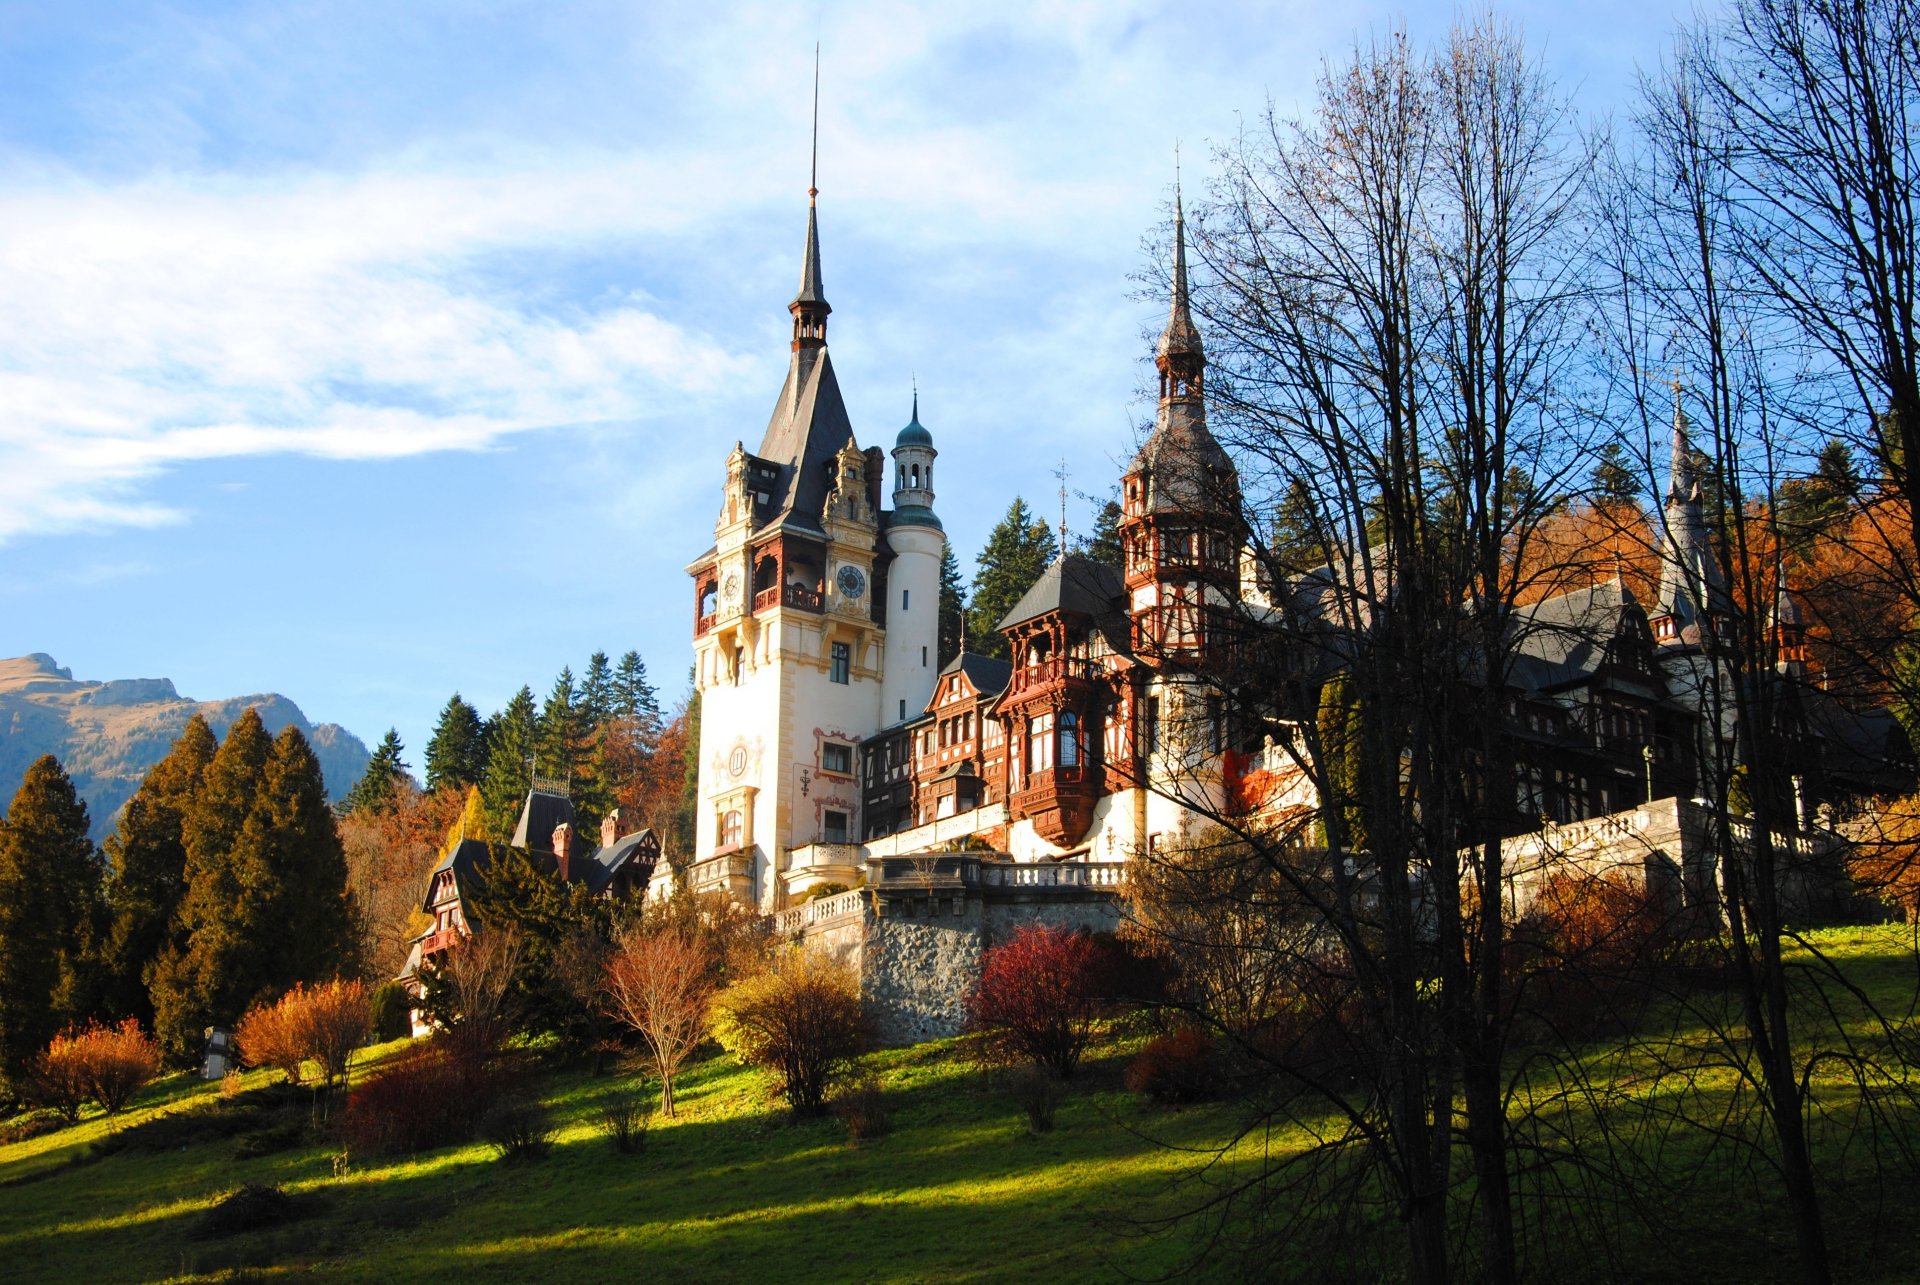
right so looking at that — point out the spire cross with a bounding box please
[1054,456,1071,548]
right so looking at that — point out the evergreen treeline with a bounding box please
[0,709,356,1088]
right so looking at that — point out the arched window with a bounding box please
[699,584,718,616]
[1059,710,1080,768]
[720,810,743,848]
[910,463,921,487]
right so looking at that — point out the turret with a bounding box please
[1118,179,1242,664]
[882,394,946,726]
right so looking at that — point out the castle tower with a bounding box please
[1117,182,1243,669]
[1652,395,1727,646]
[880,392,945,727]
[686,174,882,911]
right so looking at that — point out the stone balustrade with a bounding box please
[771,886,869,936]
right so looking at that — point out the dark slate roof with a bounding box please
[1510,580,1638,687]
[795,202,826,306]
[940,651,1012,698]
[996,554,1127,632]
[1126,400,1238,519]
[580,829,661,896]
[755,348,856,533]
[423,837,495,913]
[511,788,574,854]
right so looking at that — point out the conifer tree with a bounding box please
[581,651,615,733]
[479,687,539,841]
[0,755,103,1091]
[536,667,582,781]
[970,497,1058,660]
[1590,440,1642,506]
[614,650,661,731]
[256,725,356,988]
[344,729,409,816]
[1084,497,1125,572]
[937,546,968,667]
[102,715,215,1024]
[423,694,489,792]
[149,708,273,1060]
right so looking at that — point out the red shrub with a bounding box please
[236,981,372,1090]
[337,1041,506,1156]
[1125,1028,1222,1104]
[966,924,1108,1078]
[27,1019,162,1120]
[1511,870,1674,1039]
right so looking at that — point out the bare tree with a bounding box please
[603,924,715,1116]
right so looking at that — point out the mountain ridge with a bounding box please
[0,653,372,841]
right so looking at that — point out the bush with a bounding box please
[481,1093,553,1162]
[830,1074,893,1142]
[596,1086,653,1154]
[966,925,1109,1078]
[26,1019,162,1121]
[369,981,414,1042]
[236,981,372,1090]
[1009,1065,1060,1134]
[716,949,868,1118]
[1125,1028,1223,1105]
[192,1183,298,1240]
[0,1111,66,1144]
[337,1041,504,1156]
[803,882,851,901]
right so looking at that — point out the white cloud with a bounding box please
[0,158,762,541]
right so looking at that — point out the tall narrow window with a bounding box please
[1027,712,1055,773]
[719,810,743,848]
[899,699,906,721]
[1059,710,1080,768]
[902,588,910,611]
[830,642,850,684]
[823,810,849,843]
[922,646,928,666]
[1146,696,1161,754]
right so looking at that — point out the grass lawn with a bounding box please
[3,924,1919,1282]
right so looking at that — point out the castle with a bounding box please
[679,177,1908,921]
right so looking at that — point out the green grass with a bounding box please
[3,925,1919,1283]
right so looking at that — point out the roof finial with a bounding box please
[809,43,820,203]
[912,372,919,423]
[1156,149,1205,382]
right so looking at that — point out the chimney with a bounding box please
[601,808,620,850]
[553,822,572,882]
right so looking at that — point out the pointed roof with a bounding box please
[794,199,827,308]
[996,554,1127,632]
[755,347,857,532]
[937,650,1012,699]
[1156,183,1203,365]
[897,389,932,448]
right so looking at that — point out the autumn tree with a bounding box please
[603,924,715,1115]
[101,715,215,1025]
[716,948,867,1118]
[0,756,104,1094]
[339,780,467,981]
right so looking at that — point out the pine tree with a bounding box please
[1777,438,1861,557]
[344,729,409,816]
[479,687,539,842]
[1084,498,1125,572]
[614,650,661,731]
[256,725,356,989]
[938,546,968,668]
[581,651,615,734]
[970,497,1059,660]
[1590,440,1642,506]
[149,708,273,1060]
[0,755,103,1090]
[102,715,215,1024]
[536,668,582,782]
[423,694,488,793]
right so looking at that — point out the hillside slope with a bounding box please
[0,653,370,838]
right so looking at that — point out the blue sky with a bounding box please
[0,0,1708,771]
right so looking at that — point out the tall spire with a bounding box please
[1156,162,1204,400]
[1667,378,1695,504]
[791,45,830,349]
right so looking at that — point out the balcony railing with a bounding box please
[784,585,824,612]
[980,861,1125,889]
[752,585,780,610]
[771,887,869,936]
[1010,656,1102,689]
[695,613,717,637]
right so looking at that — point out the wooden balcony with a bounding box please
[695,612,717,637]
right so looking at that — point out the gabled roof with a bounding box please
[754,349,857,534]
[938,652,1012,700]
[996,555,1127,632]
[580,829,661,896]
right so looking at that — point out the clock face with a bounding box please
[721,572,741,604]
[837,564,866,599]
[728,746,748,778]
